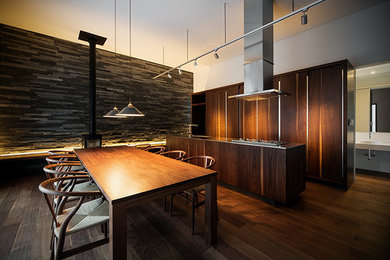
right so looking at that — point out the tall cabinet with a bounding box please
[275,60,355,189]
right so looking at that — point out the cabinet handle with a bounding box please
[306,75,309,172]
[225,91,228,138]
[341,69,344,178]
[278,81,281,142]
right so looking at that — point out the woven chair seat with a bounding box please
[55,198,109,237]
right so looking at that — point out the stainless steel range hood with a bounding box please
[229,88,291,101]
[229,0,290,101]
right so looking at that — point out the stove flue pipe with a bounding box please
[78,31,107,137]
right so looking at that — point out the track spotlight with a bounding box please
[178,68,182,75]
[301,12,307,25]
[194,60,198,67]
[214,51,219,59]
[167,72,172,78]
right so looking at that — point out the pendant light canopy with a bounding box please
[118,0,144,117]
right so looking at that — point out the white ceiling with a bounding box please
[0,0,388,71]
[356,62,390,89]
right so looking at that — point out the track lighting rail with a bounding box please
[153,0,325,80]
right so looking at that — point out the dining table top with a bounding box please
[74,145,217,203]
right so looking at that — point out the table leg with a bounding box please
[204,174,217,244]
[109,203,127,260]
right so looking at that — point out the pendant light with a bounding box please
[104,0,125,118]
[118,0,144,117]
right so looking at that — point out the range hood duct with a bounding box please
[229,0,290,101]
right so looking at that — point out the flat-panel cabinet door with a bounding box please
[307,69,321,179]
[242,100,258,139]
[296,72,308,145]
[320,65,343,183]
[206,90,217,137]
[226,86,240,138]
[217,89,226,138]
[278,74,299,142]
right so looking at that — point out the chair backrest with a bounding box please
[133,143,151,150]
[46,154,79,164]
[160,150,186,160]
[48,150,74,156]
[182,155,216,169]
[144,146,166,154]
[43,162,87,181]
[39,175,101,225]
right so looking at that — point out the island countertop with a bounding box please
[171,135,305,150]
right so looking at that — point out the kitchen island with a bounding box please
[167,136,306,203]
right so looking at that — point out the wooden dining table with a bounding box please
[74,145,218,259]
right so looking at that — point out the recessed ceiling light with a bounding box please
[370,71,376,75]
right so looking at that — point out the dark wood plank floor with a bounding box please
[0,172,389,259]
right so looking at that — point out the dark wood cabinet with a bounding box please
[319,65,343,183]
[275,60,355,189]
[167,136,306,203]
[191,60,355,189]
[194,84,241,138]
[205,90,217,137]
[242,98,278,140]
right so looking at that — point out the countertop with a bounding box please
[355,132,390,152]
[355,141,390,152]
[173,135,305,150]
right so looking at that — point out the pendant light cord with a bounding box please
[114,0,117,107]
[224,2,227,43]
[186,29,189,61]
[128,0,132,102]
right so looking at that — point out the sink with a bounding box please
[356,140,390,151]
[356,140,382,144]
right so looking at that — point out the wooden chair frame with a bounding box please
[39,175,109,260]
[144,146,166,154]
[48,150,74,156]
[46,154,79,165]
[170,155,216,234]
[133,143,151,150]
[159,150,186,160]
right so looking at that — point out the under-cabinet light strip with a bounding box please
[153,0,326,79]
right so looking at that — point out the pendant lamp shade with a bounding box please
[118,102,144,117]
[103,106,125,118]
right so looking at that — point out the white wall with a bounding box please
[356,89,370,132]
[195,0,390,91]
[194,55,244,92]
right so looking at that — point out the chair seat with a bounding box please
[55,198,109,237]
[73,180,98,192]
[54,181,98,203]
[183,185,204,194]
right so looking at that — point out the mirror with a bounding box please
[356,62,390,133]
[370,87,390,132]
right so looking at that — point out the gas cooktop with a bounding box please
[231,138,289,147]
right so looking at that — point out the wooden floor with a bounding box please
[0,172,389,259]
